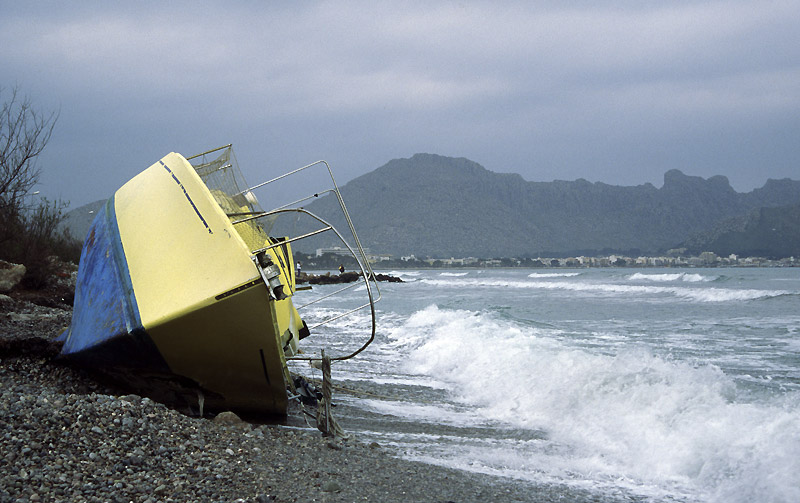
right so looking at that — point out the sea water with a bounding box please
[288,268,800,502]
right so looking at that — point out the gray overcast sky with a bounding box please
[2,1,799,208]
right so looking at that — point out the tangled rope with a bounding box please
[315,350,347,438]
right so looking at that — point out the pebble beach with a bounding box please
[0,295,556,503]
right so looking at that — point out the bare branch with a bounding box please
[0,85,59,247]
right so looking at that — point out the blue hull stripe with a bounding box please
[60,197,169,373]
[104,196,141,331]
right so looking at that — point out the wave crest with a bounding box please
[628,272,714,282]
[389,305,800,502]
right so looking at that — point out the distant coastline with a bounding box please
[371,252,798,269]
[298,251,797,271]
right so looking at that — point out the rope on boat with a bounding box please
[314,350,347,439]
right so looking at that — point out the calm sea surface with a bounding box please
[288,268,800,503]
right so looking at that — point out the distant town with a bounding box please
[298,247,798,270]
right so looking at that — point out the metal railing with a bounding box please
[219,156,380,362]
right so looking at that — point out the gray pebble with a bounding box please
[322,480,342,492]
[0,297,570,503]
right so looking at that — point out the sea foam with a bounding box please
[387,305,800,502]
[628,272,713,282]
[385,270,422,281]
[527,272,582,278]
[419,277,790,303]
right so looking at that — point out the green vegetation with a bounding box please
[0,86,80,288]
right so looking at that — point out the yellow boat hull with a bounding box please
[60,152,304,415]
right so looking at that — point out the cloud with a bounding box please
[1,0,798,206]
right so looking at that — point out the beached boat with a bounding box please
[58,145,378,416]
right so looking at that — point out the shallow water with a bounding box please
[289,267,800,503]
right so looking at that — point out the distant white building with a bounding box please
[367,254,393,263]
[699,251,719,265]
[316,246,372,257]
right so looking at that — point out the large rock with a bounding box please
[0,260,26,293]
[213,410,246,427]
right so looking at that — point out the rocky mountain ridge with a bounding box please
[301,153,800,257]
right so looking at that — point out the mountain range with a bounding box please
[63,153,800,259]
[300,154,800,258]
[681,203,800,258]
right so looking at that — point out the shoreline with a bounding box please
[0,296,598,503]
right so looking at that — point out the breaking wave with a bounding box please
[527,272,582,278]
[628,272,715,283]
[419,277,790,303]
[387,305,800,502]
[385,270,422,281]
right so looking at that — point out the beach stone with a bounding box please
[0,260,26,293]
[322,481,342,493]
[213,410,245,426]
[0,296,549,503]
